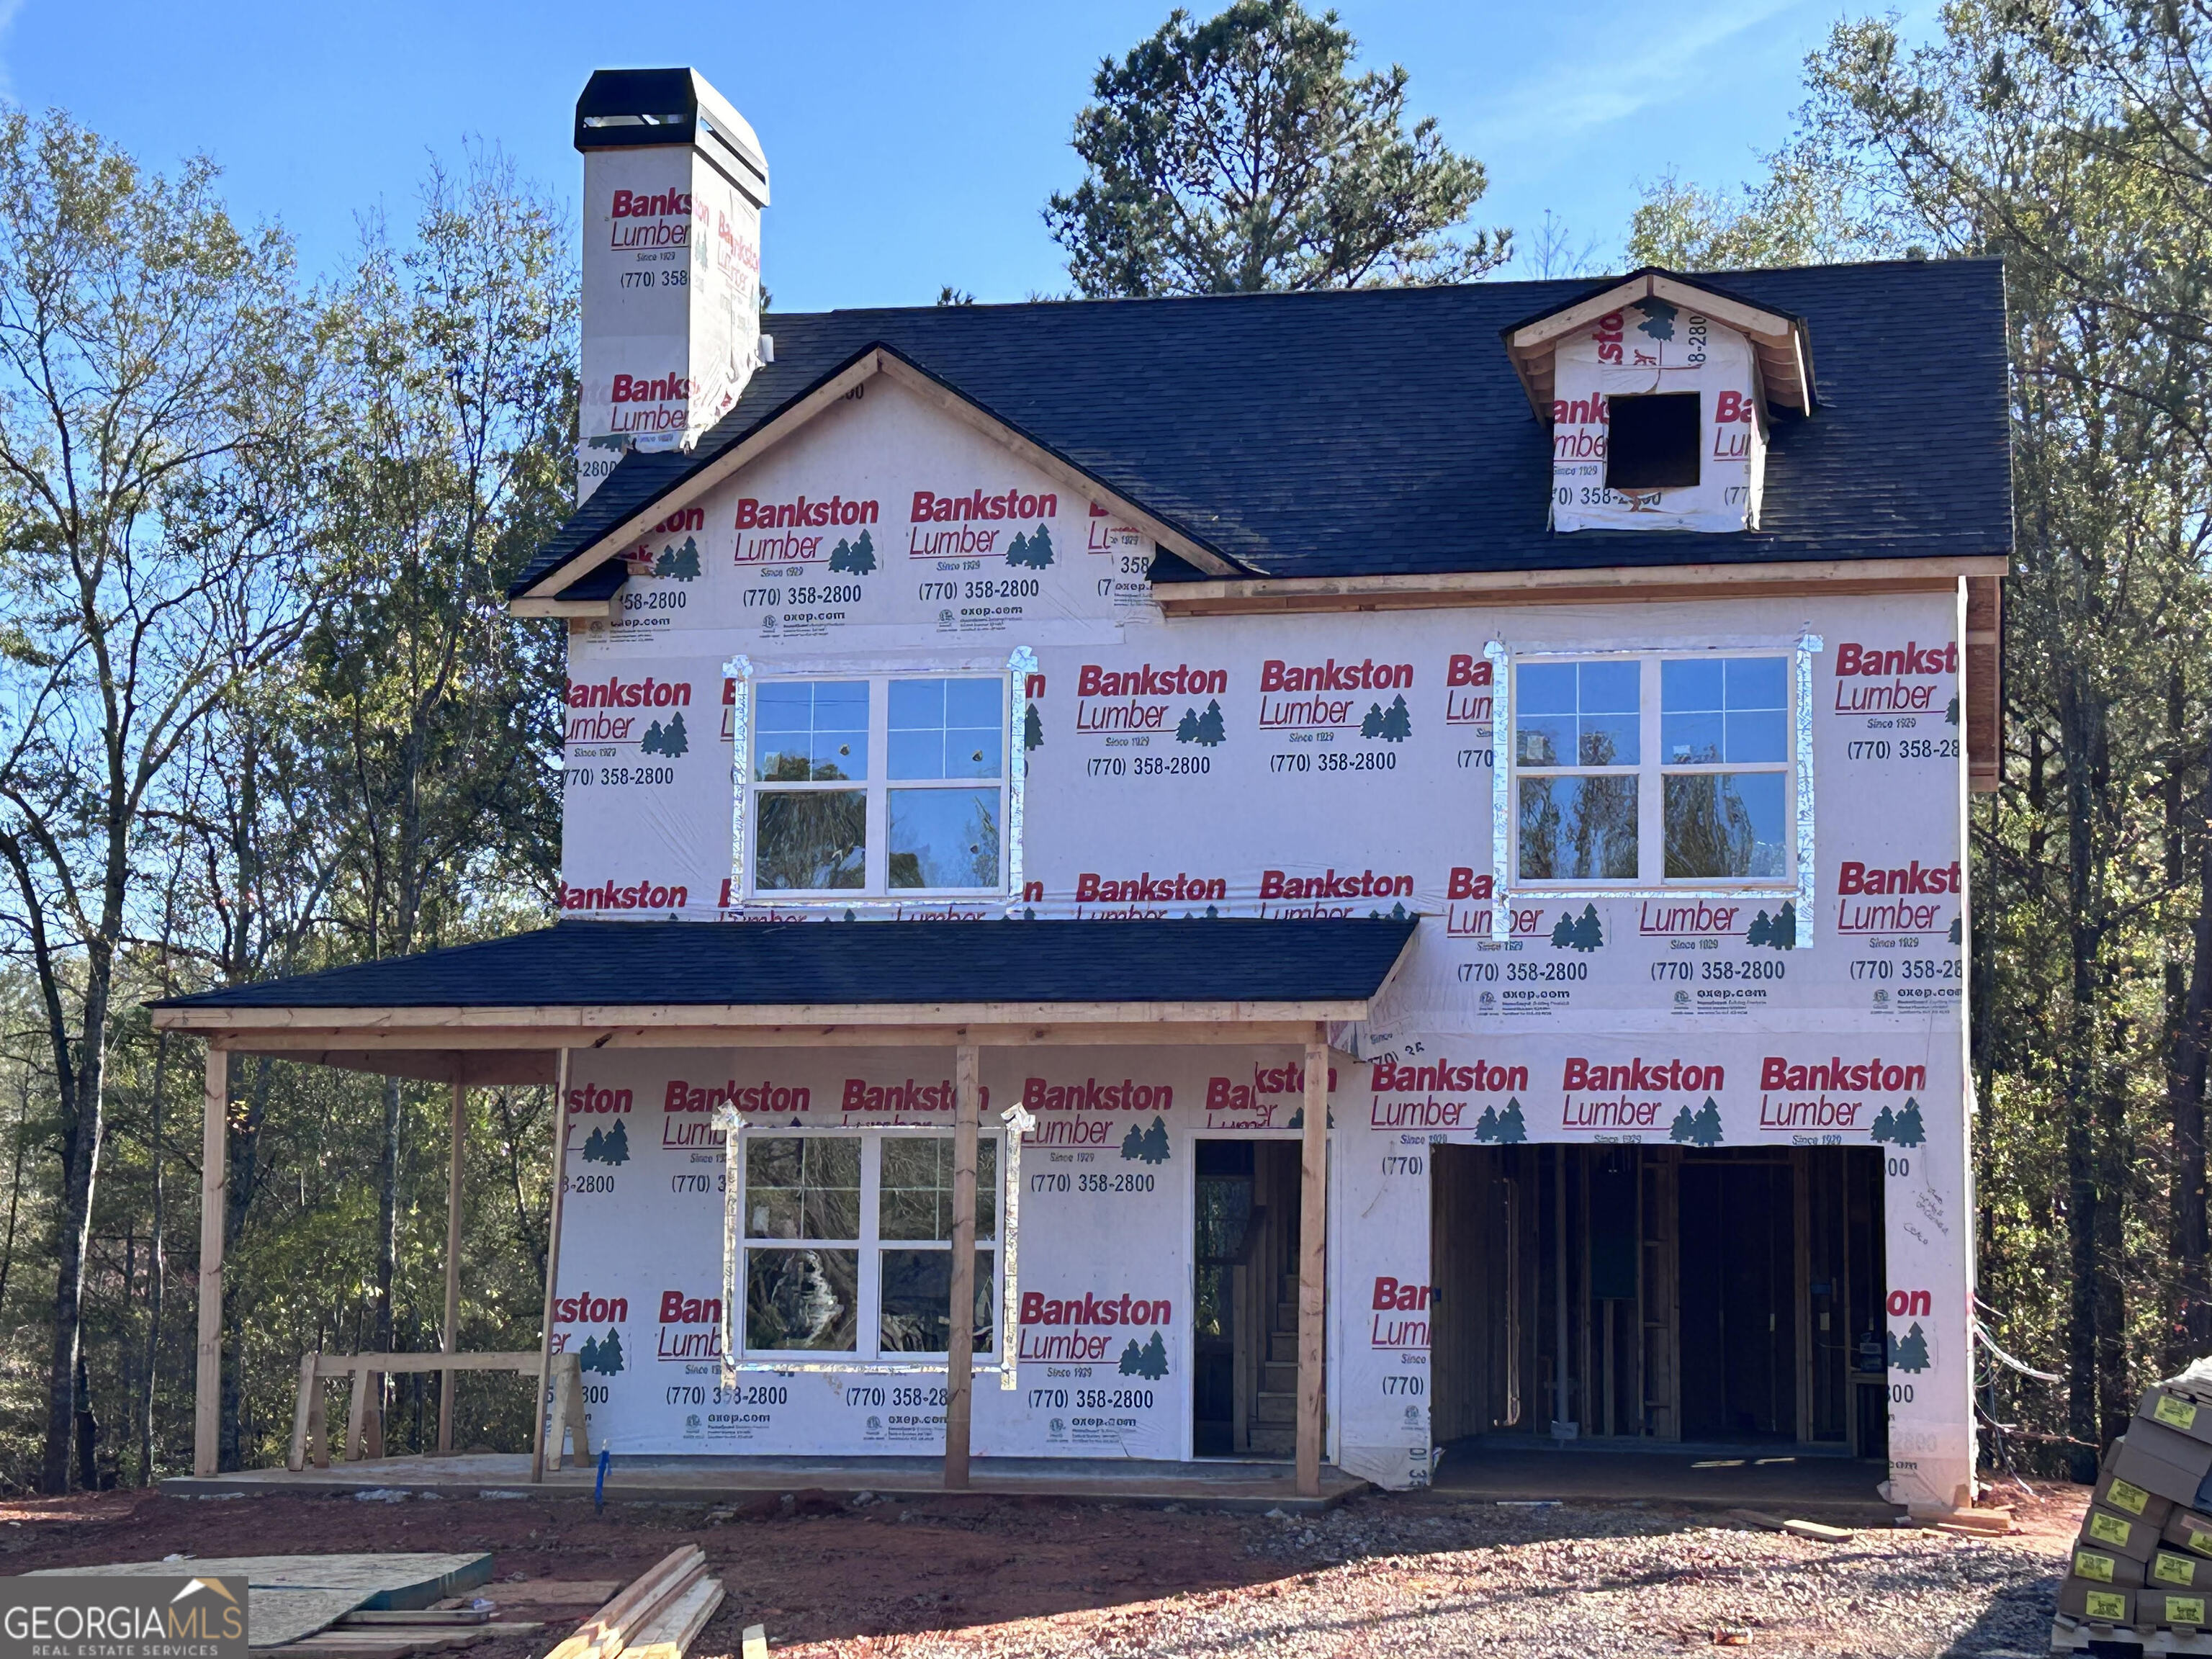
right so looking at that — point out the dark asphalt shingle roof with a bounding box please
[153,918,1418,1011]
[511,257,2010,599]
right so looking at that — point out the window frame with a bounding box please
[1488,639,1819,944]
[729,1125,1006,1367]
[727,648,1035,908]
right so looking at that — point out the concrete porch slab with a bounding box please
[161,1452,1366,1515]
[1416,1441,1902,1523]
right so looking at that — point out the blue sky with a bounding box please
[0,0,1936,309]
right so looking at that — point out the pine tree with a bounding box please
[1948,914,1962,945]
[1770,901,1797,950]
[828,536,854,572]
[1944,695,1959,727]
[578,1335,602,1374]
[659,712,688,758]
[850,528,877,573]
[604,1120,631,1164]
[1473,1104,1498,1142]
[670,536,700,578]
[1139,1117,1170,1163]
[1496,1099,1527,1143]
[1025,703,1044,751]
[1361,701,1385,738]
[1551,912,1576,948]
[1890,1321,1930,1373]
[583,1126,606,1162]
[1028,523,1054,567]
[1118,1330,1169,1380]
[1869,1105,1897,1143]
[1379,693,1412,742]
[1634,297,1679,340]
[1892,1099,1925,1148]
[1571,904,1604,951]
[1669,1105,1696,1143]
[640,721,664,757]
[1748,910,1773,948]
[1691,1098,1724,1146]
[600,1328,626,1375]
[1007,531,1030,567]
[1118,1336,1144,1375]
[1193,699,1226,745]
[1177,706,1201,742]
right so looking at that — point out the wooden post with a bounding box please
[1296,1035,1328,1497]
[531,1050,572,1484]
[944,1042,980,1491]
[194,1046,228,1478]
[439,1076,465,1455]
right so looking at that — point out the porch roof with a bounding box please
[148,918,1417,1083]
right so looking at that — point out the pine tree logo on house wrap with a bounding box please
[1118,1330,1169,1380]
[1870,1098,1927,1147]
[1552,905,1604,951]
[1747,902,1797,949]
[641,711,688,757]
[829,527,878,575]
[1359,694,1413,742]
[583,1120,631,1165]
[1633,297,1678,341]
[1668,1099,1725,1146]
[1024,703,1044,751]
[652,536,701,580]
[577,1327,626,1375]
[1889,1321,1931,1373]
[1007,523,1055,569]
[1176,699,1227,746]
[1473,1099,1527,1143]
[1120,1116,1170,1164]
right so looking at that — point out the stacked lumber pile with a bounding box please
[2057,1364,2212,1644]
[542,1547,728,1659]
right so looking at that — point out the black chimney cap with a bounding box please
[575,68,768,200]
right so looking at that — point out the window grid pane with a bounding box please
[1516,661,1640,768]
[756,680,868,783]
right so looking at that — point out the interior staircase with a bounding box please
[1250,1269,1302,1458]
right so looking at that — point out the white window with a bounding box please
[750,674,1007,896]
[738,1129,1001,1361]
[1513,655,1793,886]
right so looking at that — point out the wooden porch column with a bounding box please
[944,1042,981,1491]
[530,1050,572,1484]
[438,1077,466,1454]
[1296,1034,1328,1497]
[194,1045,228,1478]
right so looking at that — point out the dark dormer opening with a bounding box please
[1606,393,1703,491]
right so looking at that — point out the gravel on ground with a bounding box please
[0,1478,2082,1658]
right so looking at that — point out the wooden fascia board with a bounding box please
[511,594,619,621]
[1508,275,1656,351]
[866,354,1243,577]
[202,1020,1341,1055]
[156,998,1374,1035]
[509,349,889,607]
[1153,555,2010,616]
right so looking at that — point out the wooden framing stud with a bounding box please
[531,1050,572,1484]
[944,1043,981,1491]
[1295,1033,1328,1497]
[440,1078,465,1454]
[194,1046,228,1478]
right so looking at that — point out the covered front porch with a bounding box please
[150,917,1418,1500]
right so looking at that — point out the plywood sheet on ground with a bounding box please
[29,1552,493,1647]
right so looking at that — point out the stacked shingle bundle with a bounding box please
[2062,1369,2212,1632]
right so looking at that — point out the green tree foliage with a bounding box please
[1046,0,1507,296]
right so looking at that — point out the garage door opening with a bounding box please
[1429,1145,1886,1456]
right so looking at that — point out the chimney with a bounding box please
[574,68,769,503]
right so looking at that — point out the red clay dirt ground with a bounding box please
[0,1480,2087,1658]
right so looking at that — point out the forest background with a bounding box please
[0,0,2197,1491]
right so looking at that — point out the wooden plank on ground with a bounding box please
[336,1611,490,1627]
[481,1582,619,1606]
[616,1577,722,1659]
[741,1627,767,1659]
[541,1547,703,1659]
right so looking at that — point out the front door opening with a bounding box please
[1193,1139,1301,1459]
[1429,1145,1885,1455]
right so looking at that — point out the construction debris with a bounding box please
[2058,1364,2212,1642]
[544,1546,715,1659]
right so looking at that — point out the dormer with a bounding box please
[1503,268,1816,534]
